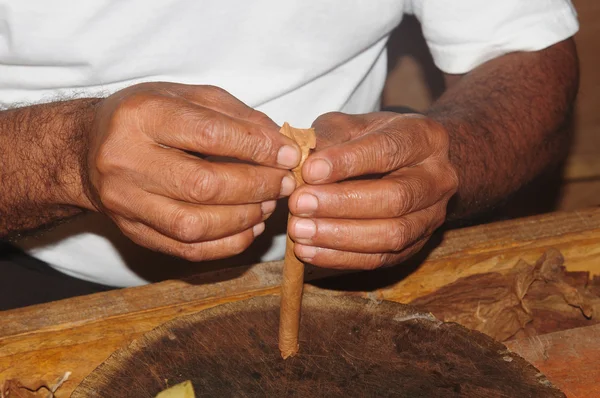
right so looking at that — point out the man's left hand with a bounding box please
[288,111,459,270]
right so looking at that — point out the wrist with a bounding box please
[49,98,102,210]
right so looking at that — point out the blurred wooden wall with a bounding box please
[383,0,600,213]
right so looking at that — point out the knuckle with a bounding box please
[94,138,135,176]
[97,184,122,211]
[313,111,348,128]
[430,161,459,197]
[389,178,417,216]
[133,81,164,92]
[111,91,166,133]
[387,193,407,219]
[242,167,263,196]
[387,220,411,252]
[118,91,158,116]
[249,168,282,199]
[186,168,220,203]
[237,205,262,227]
[94,143,118,174]
[248,109,276,126]
[445,164,460,193]
[416,208,445,240]
[170,209,203,242]
[379,132,405,169]
[139,93,168,114]
[335,149,359,176]
[190,112,222,147]
[201,84,230,99]
[247,130,278,164]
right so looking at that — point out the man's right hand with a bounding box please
[72,82,300,261]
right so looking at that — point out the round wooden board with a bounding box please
[73,294,564,397]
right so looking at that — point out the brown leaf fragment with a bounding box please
[534,249,593,318]
[511,259,536,302]
[1,372,70,398]
[510,259,537,316]
[410,249,600,342]
[1,379,50,398]
[410,271,533,342]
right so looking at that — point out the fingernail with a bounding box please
[307,158,332,181]
[296,193,318,215]
[296,244,317,260]
[277,145,300,168]
[260,200,276,215]
[280,176,296,197]
[253,222,265,237]
[293,219,316,239]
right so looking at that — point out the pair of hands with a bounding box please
[74,82,458,270]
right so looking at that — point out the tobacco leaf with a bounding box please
[1,372,70,398]
[410,248,600,342]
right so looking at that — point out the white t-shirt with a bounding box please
[4,0,578,287]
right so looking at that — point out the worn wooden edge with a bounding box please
[0,261,348,338]
[2,207,600,339]
[72,294,564,397]
[429,207,600,259]
[505,323,600,398]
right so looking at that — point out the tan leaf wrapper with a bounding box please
[278,122,316,359]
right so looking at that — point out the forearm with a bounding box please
[427,39,579,221]
[0,98,100,239]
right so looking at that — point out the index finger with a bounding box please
[132,95,301,169]
[136,147,297,204]
[161,83,280,129]
[303,115,441,184]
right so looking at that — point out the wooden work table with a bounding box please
[1,207,600,397]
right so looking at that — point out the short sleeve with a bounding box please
[406,0,579,74]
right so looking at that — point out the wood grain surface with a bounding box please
[1,207,600,397]
[505,324,600,398]
[73,295,565,398]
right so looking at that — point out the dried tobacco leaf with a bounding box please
[410,249,600,341]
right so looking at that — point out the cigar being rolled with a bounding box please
[278,122,316,359]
